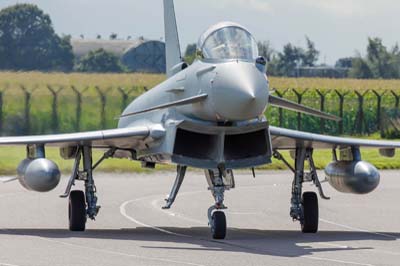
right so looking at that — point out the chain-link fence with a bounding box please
[0,85,146,136]
[268,88,399,137]
[0,85,399,137]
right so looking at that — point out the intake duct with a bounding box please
[173,122,272,169]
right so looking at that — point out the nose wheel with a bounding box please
[210,211,227,239]
[205,169,235,240]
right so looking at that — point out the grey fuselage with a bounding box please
[118,59,272,169]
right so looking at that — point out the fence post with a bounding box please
[372,90,387,132]
[0,84,8,135]
[292,88,308,130]
[274,89,289,128]
[391,90,400,115]
[316,89,330,134]
[0,89,5,135]
[95,86,112,129]
[71,86,88,132]
[334,90,349,135]
[20,86,36,135]
[47,85,63,133]
[117,87,137,113]
[354,90,369,135]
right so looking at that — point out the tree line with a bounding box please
[0,4,125,73]
[185,38,400,79]
[1,3,400,79]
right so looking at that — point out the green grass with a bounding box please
[0,146,399,176]
[0,72,399,137]
[0,146,173,175]
[260,149,400,171]
[0,72,400,173]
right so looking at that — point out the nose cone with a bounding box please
[211,62,269,121]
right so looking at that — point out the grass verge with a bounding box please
[0,146,399,176]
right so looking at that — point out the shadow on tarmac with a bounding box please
[1,227,397,258]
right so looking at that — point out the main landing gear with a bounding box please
[162,165,234,239]
[274,148,329,233]
[61,146,115,231]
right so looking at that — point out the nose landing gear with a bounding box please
[210,211,227,239]
[205,169,235,239]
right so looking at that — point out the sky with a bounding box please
[0,0,399,65]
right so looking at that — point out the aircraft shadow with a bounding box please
[0,227,397,258]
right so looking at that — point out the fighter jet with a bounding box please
[1,0,398,239]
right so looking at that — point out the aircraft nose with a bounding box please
[211,62,269,121]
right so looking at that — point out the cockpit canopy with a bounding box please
[197,22,259,61]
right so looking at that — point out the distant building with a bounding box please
[71,38,166,73]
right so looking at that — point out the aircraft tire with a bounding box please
[69,190,87,231]
[301,192,319,233]
[211,211,226,239]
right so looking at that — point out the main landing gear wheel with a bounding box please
[301,192,319,233]
[69,190,87,231]
[211,211,227,239]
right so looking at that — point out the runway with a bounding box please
[0,170,399,266]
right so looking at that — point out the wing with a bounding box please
[0,124,165,149]
[270,126,400,150]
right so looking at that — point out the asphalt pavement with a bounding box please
[0,170,399,266]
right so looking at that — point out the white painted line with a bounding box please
[120,197,192,238]
[302,255,375,266]
[320,218,398,239]
[151,199,204,225]
[0,263,23,266]
[127,192,377,266]
[314,242,349,249]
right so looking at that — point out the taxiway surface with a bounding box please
[0,170,399,266]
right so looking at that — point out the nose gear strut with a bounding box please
[205,168,235,239]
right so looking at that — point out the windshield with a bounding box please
[201,27,258,60]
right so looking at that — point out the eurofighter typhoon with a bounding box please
[0,0,397,239]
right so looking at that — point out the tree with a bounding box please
[366,37,399,79]
[349,38,400,79]
[184,43,197,64]
[0,4,74,71]
[274,37,320,76]
[349,57,373,79]
[335,57,353,68]
[76,49,124,73]
[257,41,279,76]
[276,43,304,76]
[110,33,118,40]
[301,37,319,67]
[53,35,74,71]
[257,41,274,62]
